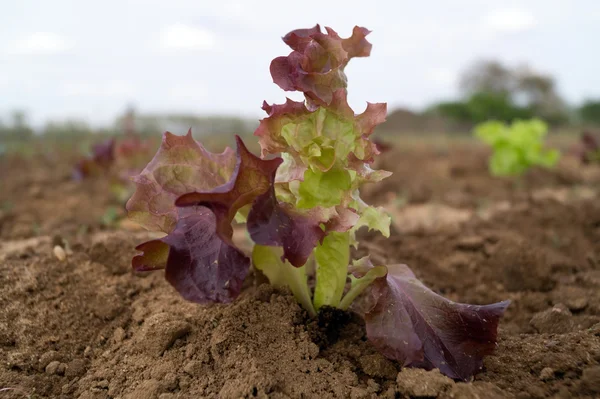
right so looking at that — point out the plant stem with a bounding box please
[338,264,387,311]
[338,283,366,311]
[284,263,317,318]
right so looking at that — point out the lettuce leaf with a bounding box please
[132,208,249,303]
[127,131,285,304]
[73,138,116,180]
[252,245,316,317]
[271,24,373,106]
[313,231,350,309]
[247,184,324,267]
[351,259,509,381]
[126,129,236,233]
[174,135,282,239]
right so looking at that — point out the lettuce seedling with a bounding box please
[474,119,560,176]
[74,135,152,205]
[126,25,509,381]
[73,138,116,180]
[73,135,151,181]
[580,131,600,164]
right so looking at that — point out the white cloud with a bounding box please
[426,68,457,88]
[158,23,216,51]
[9,32,73,55]
[59,81,135,97]
[483,8,537,34]
[166,84,206,103]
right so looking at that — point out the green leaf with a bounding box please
[536,149,560,167]
[352,205,390,238]
[313,231,350,310]
[297,168,352,208]
[474,118,560,177]
[474,120,505,146]
[252,245,316,317]
[339,257,388,310]
[489,146,525,176]
[234,204,251,224]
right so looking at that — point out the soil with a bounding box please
[1,140,600,398]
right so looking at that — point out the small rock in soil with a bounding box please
[38,350,60,370]
[45,360,61,375]
[183,360,202,376]
[112,326,126,343]
[566,297,589,312]
[580,365,600,394]
[65,358,87,378]
[553,286,589,312]
[396,368,454,397]
[45,360,66,375]
[440,382,513,399]
[530,304,575,334]
[358,354,398,379]
[124,380,160,399]
[53,245,67,261]
[137,312,191,356]
[455,236,485,251]
[539,367,554,381]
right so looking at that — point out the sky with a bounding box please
[1,0,599,127]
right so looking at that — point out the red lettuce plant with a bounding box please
[126,25,509,381]
[73,138,117,180]
[74,135,151,181]
[580,131,600,164]
[74,134,152,206]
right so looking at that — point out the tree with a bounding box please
[579,100,600,125]
[44,119,92,137]
[513,66,568,124]
[0,110,34,140]
[430,92,533,124]
[459,60,514,97]
[449,60,569,125]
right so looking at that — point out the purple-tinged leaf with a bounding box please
[175,136,283,239]
[255,99,313,158]
[73,138,116,180]
[580,131,600,164]
[270,25,373,106]
[356,102,387,136]
[247,185,324,267]
[163,209,249,303]
[372,138,392,153]
[133,207,249,303]
[255,91,389,181]
[338,26,372,59]
[322,206,359,233]
[352,262,509,381]
[282,24,322,51]
[126,129,236,233]
[132,239,170,272]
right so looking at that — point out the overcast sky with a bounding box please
[1,0,599,127]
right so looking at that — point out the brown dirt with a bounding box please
[1,143,600,398]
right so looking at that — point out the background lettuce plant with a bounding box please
[474,118,560,176]
[580,131,600,164]
[126,24,509,381]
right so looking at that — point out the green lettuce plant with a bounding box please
[474,118,560,176]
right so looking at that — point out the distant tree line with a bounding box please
[426,60,600,127]
[0,108,259,143]
[0,111,35,141]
